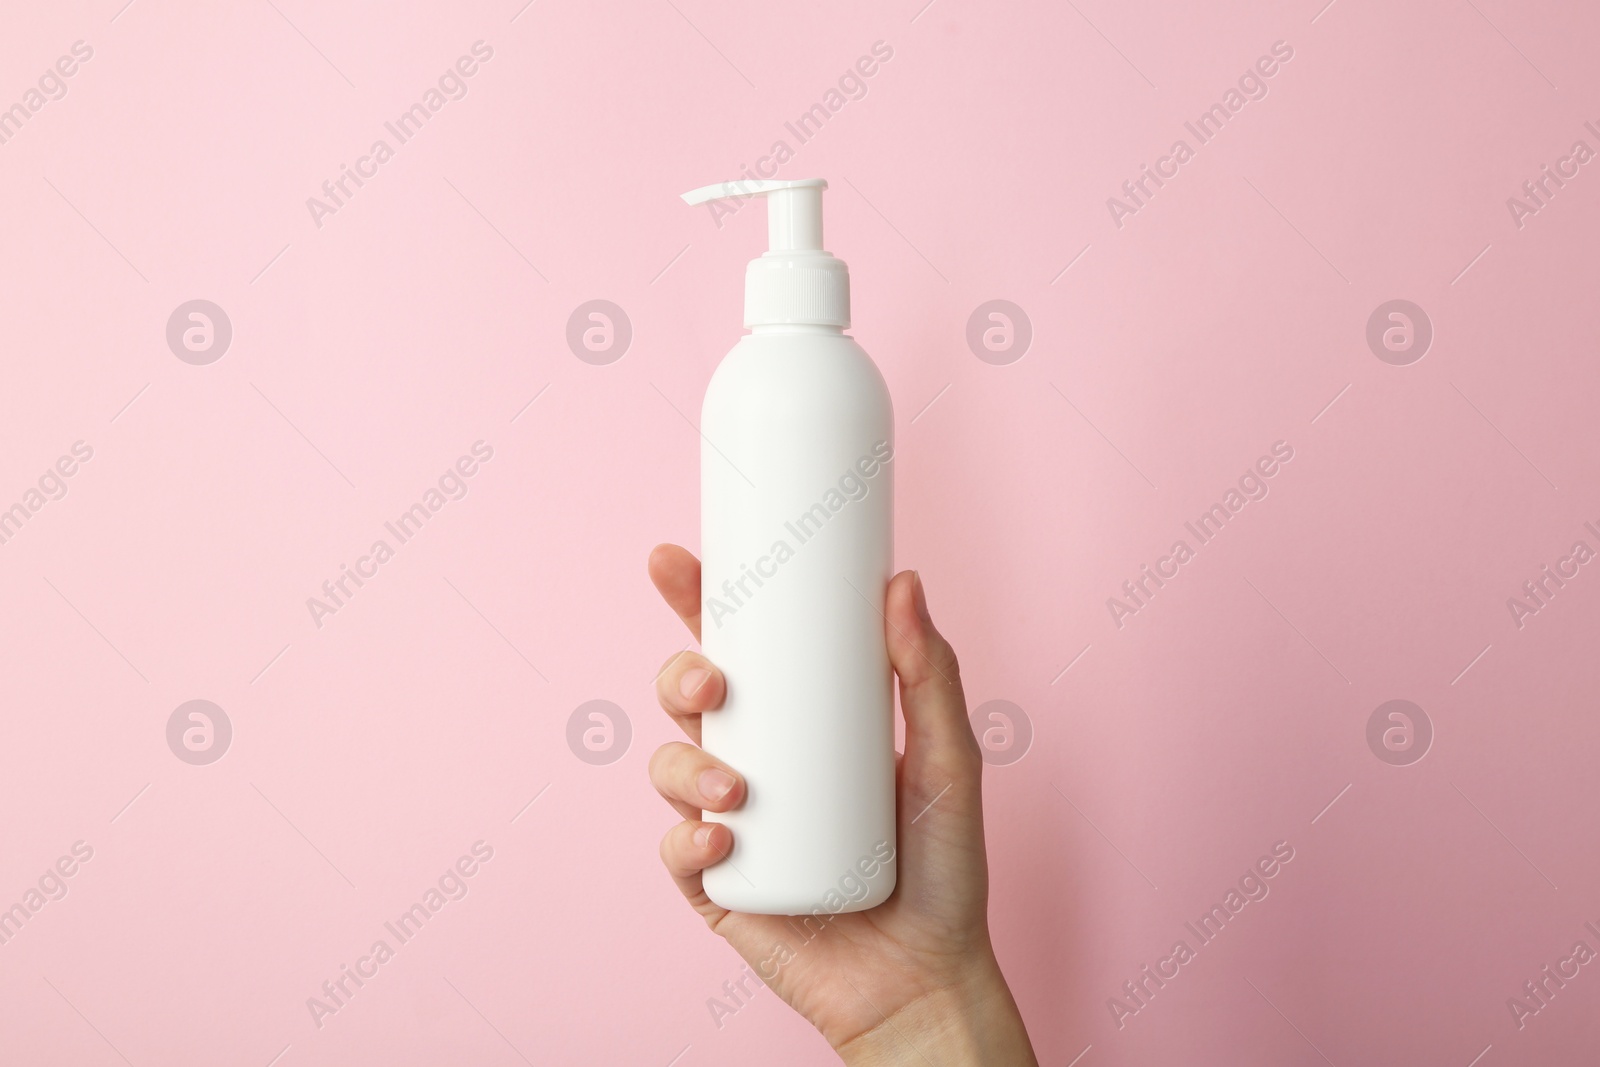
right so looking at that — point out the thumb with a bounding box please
[885,570,981,780]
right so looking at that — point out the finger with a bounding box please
[886,570,975,758]
[885,570,982,810]
[653,649,725,744]
[648,543,703,643]
[660,819,736,916]
[649,741,745,816]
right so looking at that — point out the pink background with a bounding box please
[2,0,1598,1063]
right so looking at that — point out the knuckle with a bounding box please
[926,634,962,681]
[655,651,686,688]
[658,824,681,864]
[647,742,680,783]
[655,650,712,704]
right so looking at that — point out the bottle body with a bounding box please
[700,326,896,915]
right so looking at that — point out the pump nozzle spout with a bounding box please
[680,177,848,328]
[680,178,827,252]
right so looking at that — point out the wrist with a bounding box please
[836,955,1037,1067]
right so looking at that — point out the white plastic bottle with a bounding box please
[681,178,896,915]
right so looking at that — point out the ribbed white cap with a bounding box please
[744,253,850,328]
[681,178,850,328]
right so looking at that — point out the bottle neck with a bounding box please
[748,323,846,335]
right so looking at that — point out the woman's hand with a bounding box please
[647,544,1037,1065]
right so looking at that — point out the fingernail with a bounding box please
[679,668,712,700]
[912,570,932,626]
[698,768,736,802]
[693,825,714,848]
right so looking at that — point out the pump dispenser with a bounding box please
[683,178,896,915]
[681,179,851,328]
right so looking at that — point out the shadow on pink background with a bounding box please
[2,0,1598,1063]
